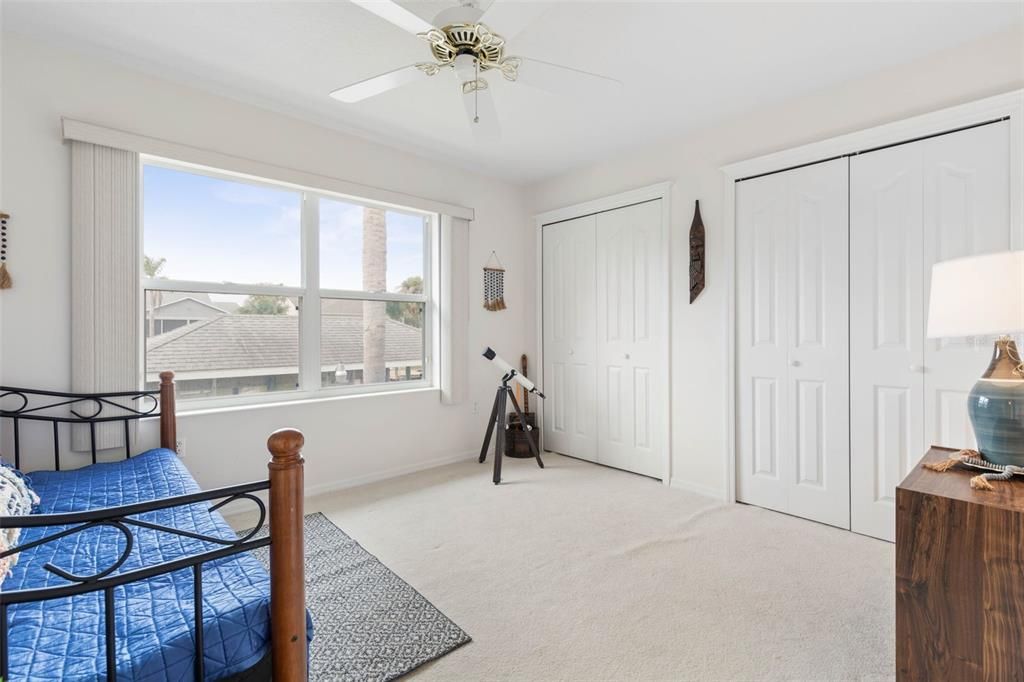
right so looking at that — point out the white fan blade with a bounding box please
[461,84,501,140]
[330,64,427,103]
[349,0,435,35]
[515,57,622,96]
[478,0,549,43]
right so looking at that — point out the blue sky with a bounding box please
[143,165,425,293]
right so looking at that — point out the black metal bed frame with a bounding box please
[0,385,161,470]
[0,385,273,682]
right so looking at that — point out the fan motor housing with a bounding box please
[429,23,505,70]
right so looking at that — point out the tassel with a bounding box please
[922,449,981,473]
[0,262,10,290]
[970,475,995,491]
[923,457,962,472]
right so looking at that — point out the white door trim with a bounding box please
[722,89,1024,504]
[534,181,673,484]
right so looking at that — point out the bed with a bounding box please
[0,373,309,681]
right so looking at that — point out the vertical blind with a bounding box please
[71,141,141,451]
[440,215,470,405]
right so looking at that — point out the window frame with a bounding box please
[140,155,437,410]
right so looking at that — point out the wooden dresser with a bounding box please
[896,447,1024,681]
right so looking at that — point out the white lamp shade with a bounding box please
[927,250,1024,338]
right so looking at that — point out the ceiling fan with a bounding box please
[330,0,622,138]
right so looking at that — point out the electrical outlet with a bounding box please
[175,438,186,457]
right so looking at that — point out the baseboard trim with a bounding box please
[223,450,479,527]
[303,450,479,499]
[669,477,726,501]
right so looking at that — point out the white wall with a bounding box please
[0,11,5,391]
[527,24,1024,499]
[0,34,531,491]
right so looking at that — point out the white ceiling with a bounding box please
[4,1,1022,183]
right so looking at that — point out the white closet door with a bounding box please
[736,159,850,528]
[851,120,1013,542]
[850,143,926,541]
[595,200,665,478]
[542,215,598,461]
[736,170,791,513]
[786,162,850,527]
[922,122,1014,451]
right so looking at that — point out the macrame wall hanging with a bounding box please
[483,251,506,311]
[0,213,11,290]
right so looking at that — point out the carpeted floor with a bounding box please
[250,453,895,681]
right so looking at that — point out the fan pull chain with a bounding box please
[474,58,480,124]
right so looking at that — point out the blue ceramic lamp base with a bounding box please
[968,338,1024,466]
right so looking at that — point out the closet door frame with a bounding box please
[722,89,1024,504]
[535,182,673,484]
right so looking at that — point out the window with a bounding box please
[142,159,434,403]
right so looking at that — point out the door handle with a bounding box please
[624,353,631,360]
[790,360,801,368]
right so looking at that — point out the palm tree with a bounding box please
[144,255,167,337]
[362,208,387,384]
[387,275,423,328]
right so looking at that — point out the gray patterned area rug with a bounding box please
[248,512,471,681]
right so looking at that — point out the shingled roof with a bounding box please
[146,314,423,372]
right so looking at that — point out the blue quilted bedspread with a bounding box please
[5,449,280,681]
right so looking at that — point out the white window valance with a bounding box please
[62,118,474,221]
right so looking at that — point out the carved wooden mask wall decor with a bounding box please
[689,200,705,303]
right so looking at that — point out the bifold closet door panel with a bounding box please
[784,160,850,529]
[736,158,850,528]
[851,120,1013,542]
[542,215,598,461]
[850,140,927,543]
[922,121,1015,452]
[594,199,665,479]
[736,170,791,514]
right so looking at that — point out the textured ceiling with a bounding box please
[4,1,1022,183]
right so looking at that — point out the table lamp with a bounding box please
[927,250,1024,465]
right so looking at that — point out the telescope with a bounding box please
[479,347,546,484]
[482,347,545,398]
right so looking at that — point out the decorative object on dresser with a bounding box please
[922,448,1024,490]
[897,446,1024,680]
[505,353,539,458]
[688,200,705,303]
[483,250,506,310]
[927,250,1024,465]
[0,212,11,289]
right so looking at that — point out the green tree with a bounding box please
[237,294,289,315]
[387,275,424,328]
[144,255,167,337]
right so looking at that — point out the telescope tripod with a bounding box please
[479,373,544,484]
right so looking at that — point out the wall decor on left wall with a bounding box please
[1,213,12,289]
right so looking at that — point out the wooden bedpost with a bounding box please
[268,428,307,682]
[159,371,176,452]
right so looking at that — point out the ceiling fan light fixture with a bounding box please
[461,77,489,94]
[497,56,521,82]
[415,62,442,76]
